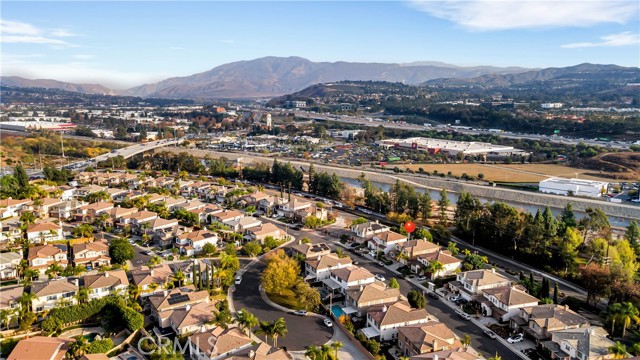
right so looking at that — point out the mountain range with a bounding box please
[2,57,637,99]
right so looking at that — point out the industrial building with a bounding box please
[377,137,523,157]
[0,121,76,132]
[538,177,609,198]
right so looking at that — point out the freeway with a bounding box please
[285,110,634,150]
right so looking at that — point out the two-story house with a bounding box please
[118,210,158,230]
[542,326,618,360]
[74,202,114,222]
[0,285,23,314]
[130,264,174,296]
[294,204,328,223]
[209,210,244,226]
[257,195,286,215]
[148,286,211,329]
[72,240,111,269]
[31,279,78,312]
[344,281,401,317]
[304,253,352,281]
[362,301,434,341]
[188,327,253,360]
[480,286,539,322]
[34,198,65,218]
[82,270,129,300]
[397,240,440,263]
[511,304,590,342]
[327,266,375,294]
[50,199,87,220]
[448,269,512,301]
[26,221,63,244]
[176,230,219,256]
[350,221,390,242]
[244,223,286,243]
[369,231,408,254]
[291,242,331,259]
[57,185,76,201]
[226,217,262,233]
[0,198,32,218]
[0,219,22,246]
[414,251,462,279]
[397,321,463,357]
[0,252,22,280]
[28,244,68,274]
[278,199,311,219]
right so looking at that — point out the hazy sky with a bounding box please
[2,1,639,89]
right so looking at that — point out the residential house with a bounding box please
[167,301,216,335]
[244,223,286,243]
[188,327,253,360]
[28,244,68,274]
[304,253,352,281]
[345,281,401,317]
[82,270,129,300]
[448,269,512,301]
[291,242,331,258]
[542,326,618,360]
[362,301,434,341]
[0,251,22,280]
[0,198,32,218]
[72,240,111,269]
[480,286,539,322]
[31,279,79,312]
[257,195,285,214]
[410,347,484,360]
[327,266,376,294]
[414,251,462,279]
[369,231,408,254]
[176,230,219,256]
[511,304,590,342]
[34,198,65,218]
[0,285,23,313]
[118,210,158,230]
[130,264,174,296]
[397,321,463,356]
[26,221,63,244]
[164,197,189,211]
[108,206,138,221]
[294,204,328,223]
[243,191,271,205]
[351,220,390,241]
[75,185,106,198]
[397,240,440,263]
[0,219,22,246]
[148,285,211,329]
[190,203,222,224]
[279,199,311,218]
[240,343,292,360]
[210,210,244,226]
[226,217,262,233]
[174,199,207,212]
[50,199,86,219]
[7,336,73,360]
[147,217,180,234]
[74,202,114,222]
[57,185,76,200]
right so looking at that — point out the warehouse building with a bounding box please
[377,137,523,157]
[539,177,608,198]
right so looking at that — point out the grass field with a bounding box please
[399,163,615,183]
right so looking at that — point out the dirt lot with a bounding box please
[399,163,616,183]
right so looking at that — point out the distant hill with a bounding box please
[0,76,117,95]
[124,56,533,99]
[424,63,640,91]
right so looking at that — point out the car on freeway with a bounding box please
[293,310,308,316]
[374,274,386,282]
[507,333,524,343]
[323,319,333,327]
[484,330,498,339]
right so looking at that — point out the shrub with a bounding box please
[87,338,114,354]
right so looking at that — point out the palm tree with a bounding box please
[330,341,343,360]
[427,260,444,279]
[46,262,63,279]
[257,321,274,344]
[461,333,472,349]
[488,352,502,360]
[617,302,640,338]
[19,212,36,227]
[68,336,89,359]
[0,309,10,330]
[236,309,259,335]
[607,303,622,335]
[172,270,186,287]
[77,287,89,304]
[73,224,95,238]
[305,345,323,360]
[395,251,410,264]
[608,341,628,359]
[271,317,287,348]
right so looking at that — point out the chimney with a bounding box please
[74,279,79,287]
[491,268,495,273]
[104,272,109,278]
[150,269,154,276]
[432,340,438,352]
[434,355,439,360]
[185,304,191,311]
[360,284,364,291]
[382,305,388,313]
[248,350,255,358]
[164,290,168,297]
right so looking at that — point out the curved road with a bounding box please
[232,257,333,351]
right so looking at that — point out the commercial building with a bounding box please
[0,121,76,132]
[378,137,522,157]
[539,178,608,198]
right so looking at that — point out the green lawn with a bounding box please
[266,289,304,310]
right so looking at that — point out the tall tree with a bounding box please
[419,192,432,222]
[560,203,577,229]
[625,220,640,252]
[437,188,450,225]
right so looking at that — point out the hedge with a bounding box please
[88,338,114,354]
[42,296,143,333]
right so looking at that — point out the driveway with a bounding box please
[232,257,333,351]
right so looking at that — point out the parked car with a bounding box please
[374,274,386,282]
[448,295,461,302]
[417,276,428,281]
[507,333,524,344]
[484,330,498,339]
[376,261,385,267]
[235,276,242,285]
[293,310,308,316]
[457,311,471,320]
[353,261,359,265]
[323,319,333,327]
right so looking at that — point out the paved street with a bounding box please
[232,258,334,351]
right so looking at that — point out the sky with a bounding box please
[1,1,639,89]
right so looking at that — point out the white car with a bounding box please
[323,319,333,327]
[448,295,461,302]
[374,274,386,282]
[234,276,242,285]
[507,333,524,344]
[293,310,308,316]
